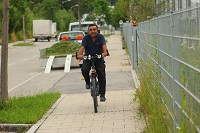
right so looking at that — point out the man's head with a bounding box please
[88,24,98,38]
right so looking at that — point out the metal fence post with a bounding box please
[132,26,138,69]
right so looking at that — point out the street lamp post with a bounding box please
[70,2,80,31]
[78,0,81,31]
[71,4,78,9]
[62,0,71,9]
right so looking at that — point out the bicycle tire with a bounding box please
[91,77,98,113]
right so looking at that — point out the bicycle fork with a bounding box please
[90,68,99,96]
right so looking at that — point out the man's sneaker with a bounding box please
[86,84,90,89]
[100,94,106,102]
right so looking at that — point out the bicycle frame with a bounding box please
[83,54,101,113]
[90,57,99,96]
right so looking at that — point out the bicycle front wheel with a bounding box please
[91,77,98,113]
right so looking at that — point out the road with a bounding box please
[0,39,69,97]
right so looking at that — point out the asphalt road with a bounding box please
[0,38,69,97]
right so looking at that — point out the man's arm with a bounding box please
[102,45,108,58]
[77,46,85,62]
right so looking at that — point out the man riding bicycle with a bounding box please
[77,24,108,102]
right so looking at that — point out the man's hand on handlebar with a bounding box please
[102,53,107,58]
[82,54,102,61]
[76,52,83,62]
[76,52,105,62]
[77,55,83,62]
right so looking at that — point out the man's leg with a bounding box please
[96,63,106,101]
[81,60,91,89]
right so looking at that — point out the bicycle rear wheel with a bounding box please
[91,77,98,113]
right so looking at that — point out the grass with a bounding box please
[43,41,81,57]
[0,92,61,124]
[135,61,171,133]
[13,43,35,46]
[121,31,170,132]
[121,34,129,55]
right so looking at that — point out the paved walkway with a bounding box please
[27,31,145,133]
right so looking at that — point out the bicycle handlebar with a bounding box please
[83,54,102,61]
[76,52,102,60]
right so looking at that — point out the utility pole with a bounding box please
[23,14,26,43]
[0,0,9,102]
[78,0,81,30]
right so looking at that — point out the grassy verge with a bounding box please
[0,92,61,124]
[121,34,129,55]
[135,61,171,133]
[121,31,171,132]
[13,43,35,46]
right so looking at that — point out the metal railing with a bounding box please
[123,6,200,133]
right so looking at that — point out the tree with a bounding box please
[67,0,94,21]
[9,0,34,41]
[85,13,96,21]
[0,3,3,36]
[15,0,29,43]
[54,9,76,31]
[79,0,94,17]
[131,0,157,22]
[110,0,130,28]
[1,0,9,103]
[32,0,61,20]
[92,0,111,24]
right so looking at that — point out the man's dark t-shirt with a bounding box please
[81,33,106,63]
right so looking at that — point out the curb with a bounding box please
[0,124,32,132]
[131,69,140,89]
[26,94,66,133]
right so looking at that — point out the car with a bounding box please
[57,31,85,44]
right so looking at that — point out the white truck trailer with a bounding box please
[33,20,52,42]
[52,22,57,38]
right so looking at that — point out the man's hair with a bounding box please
[88,24,98,29]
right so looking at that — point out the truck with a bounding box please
[52,22,57,38]
[69,21,96,34]
[33,20,52,42]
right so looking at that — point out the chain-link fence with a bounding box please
[123,6,200,133]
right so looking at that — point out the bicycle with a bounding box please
[82,54,101,113]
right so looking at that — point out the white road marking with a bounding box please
[22,59,28,61]
[8,71,43,92]
[45,56,55,73]
[64,55,72,73]
[8,63,16,66]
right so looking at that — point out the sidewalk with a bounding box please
[27,31,145,133]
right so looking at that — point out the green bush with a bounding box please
[43,41,81,57]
